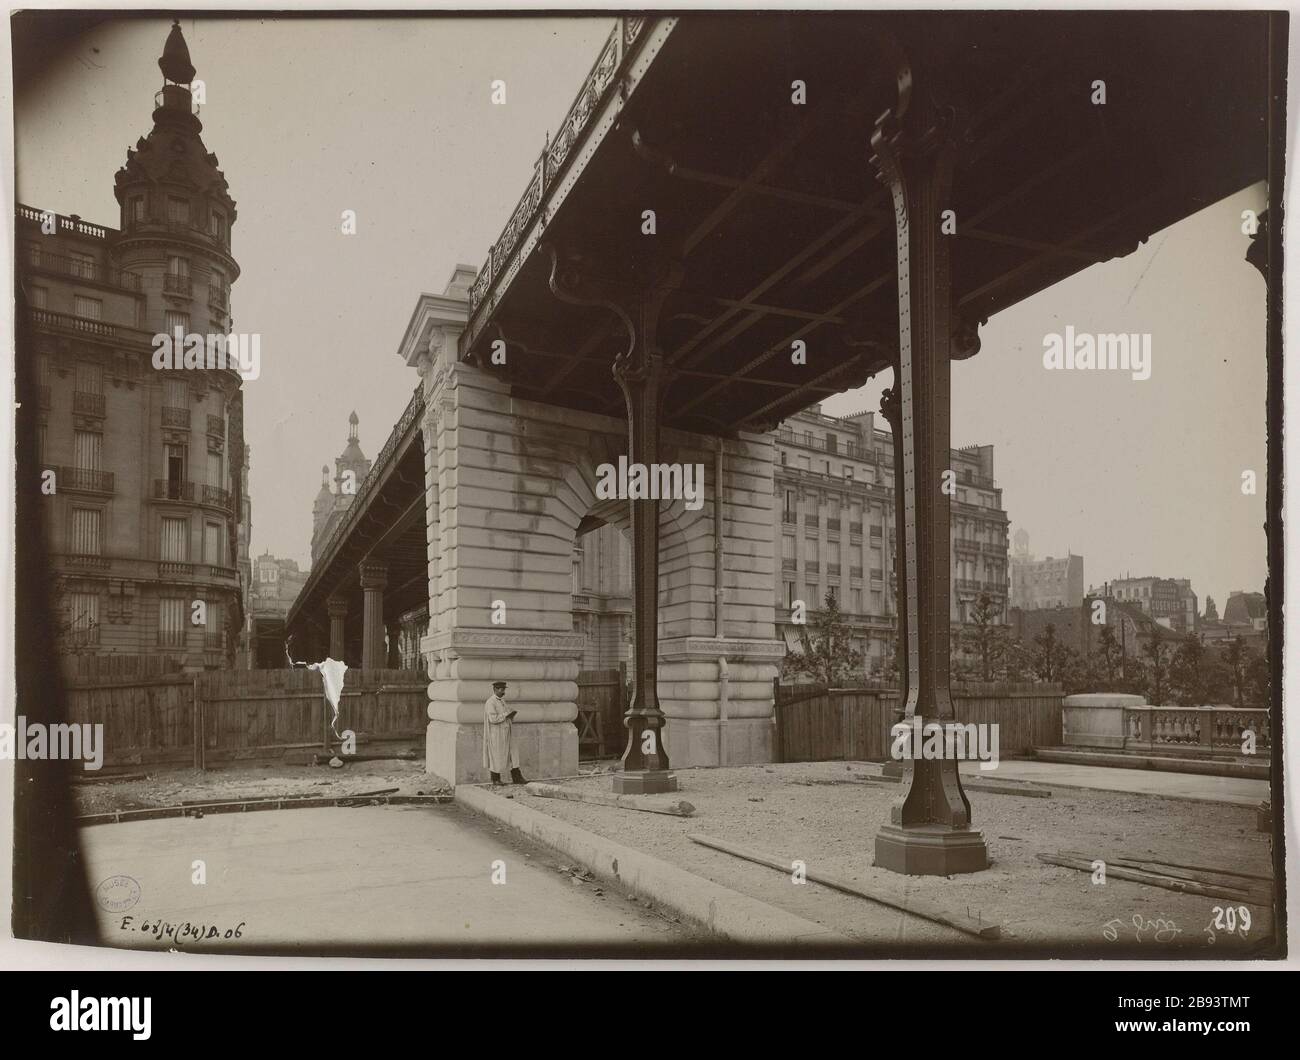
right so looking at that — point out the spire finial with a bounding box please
[159,20,196,85]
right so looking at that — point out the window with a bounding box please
[851,588,862,613]
[30,285,47,309]
[806,538,818,562]
[209,210,226,240]
[165,379,187,408]
[164,310,190,336]
[75,364,102,397]
[68,592,99,642]
[169,256,189,277]
[163,442,187,486]
[69,252,96,279]
[204,523,223,566]
[207,451,223,489]
[130,196,145,222]
[161,516,188,561]
[159,597,186,646]
[168,196,190,224]
[71,508,101,555]
[73,295,102,321]
[206,599,223,632]
[782,536,795,563]
[785,581,796,608]
[844,466,854,481]
[73,430,102,470]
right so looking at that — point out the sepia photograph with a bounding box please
[2,2,1292,989]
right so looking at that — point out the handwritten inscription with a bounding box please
[1102,913,1182,943]
[118,915,245,947]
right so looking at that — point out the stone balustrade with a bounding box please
[1124,705,1270,753]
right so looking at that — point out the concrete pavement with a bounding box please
[955,759,1270,806]
[80,803,694,952]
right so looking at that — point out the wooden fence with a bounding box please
[61,668,428,768]
[773,681,1064,763]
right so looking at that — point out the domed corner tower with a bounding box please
[112,20,240,343]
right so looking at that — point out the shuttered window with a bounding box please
[73,431,102,470]
[71,508,101,555]
[165,379,187,407]
[30,285,47,309]
[75,361,102,394]
[68,592,99,634]
[164,310,189,335]
[204,522,223,566]
[207,451,223,488]
[160,517,188,561]
[159,598,185,634]
[206,599,223,632]
[73,295,102,320]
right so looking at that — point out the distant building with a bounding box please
[773,403,1010,675]
[1201,589,1267,651]
[1096,576,1198,634]
[1009,534,1084,611]
[248,551,310,667]
[311,411,372,562]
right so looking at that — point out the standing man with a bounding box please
[483,680,527,786]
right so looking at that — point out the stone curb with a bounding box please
[456,784,851,946]
[76,793,454,827]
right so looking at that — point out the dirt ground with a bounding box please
[507,761,1280,956]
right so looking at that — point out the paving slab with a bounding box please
[79,803,696,953]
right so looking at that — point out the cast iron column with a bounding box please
[880,381,909,731]
[360,562,387,672]
[870,74,988,874]
[327,595,348,661]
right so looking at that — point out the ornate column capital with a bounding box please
[326,595,349,618]
[359,562,388,591]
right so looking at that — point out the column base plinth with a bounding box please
[873,823,989,876]
[612,770,679,795]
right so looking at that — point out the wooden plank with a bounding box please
[688,832,1000,940]
[523,782,695,816]
[1037,853,1260,903]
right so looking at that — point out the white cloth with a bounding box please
[307,658,348,735]
[482,693,518,773]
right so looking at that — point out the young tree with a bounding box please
[962,592,1007,681]
[1169,634,1208,706]
[1096,624,1123,683]
[1222,636,1251,707]
[781,590,864,686]
[1141,629,1171,706]
[1030,623,1067,684]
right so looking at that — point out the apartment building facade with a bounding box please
[18,23,250,673]
[772,403,1010,673]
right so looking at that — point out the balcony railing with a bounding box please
[207,414,225,436]
[202,484,232,510]
[23,249,142,292]
[955,578,983,593]
[163,273,193,296]
[54,466,114,493]
[804,515,819,528]
[155,478,194,502]
[162,406,191,428]
[827,564,841,578]
[851,566,863,579]
[18,204,110,240]
[157,630,187,648]
[65,553,110,570]
[826,517,841,533]
[29,308,122,340]
[782,510,797,525]
[958,471,996,490]
[203,632,226,651]
[982,542,1005,555]
[208,565,237,580]
[1124,706,1270,753]
[208,285,228,311]
[73,391,105,417]
[983,580,1007,593]
[782,558,797,572]
[805,561,820,574]
[159,561,194,577]
[849,522,863,536]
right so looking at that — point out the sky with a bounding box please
[13,14,1269,612]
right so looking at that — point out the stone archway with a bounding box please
[405,278,783,784]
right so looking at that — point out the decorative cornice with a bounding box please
[658,636,787,660]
